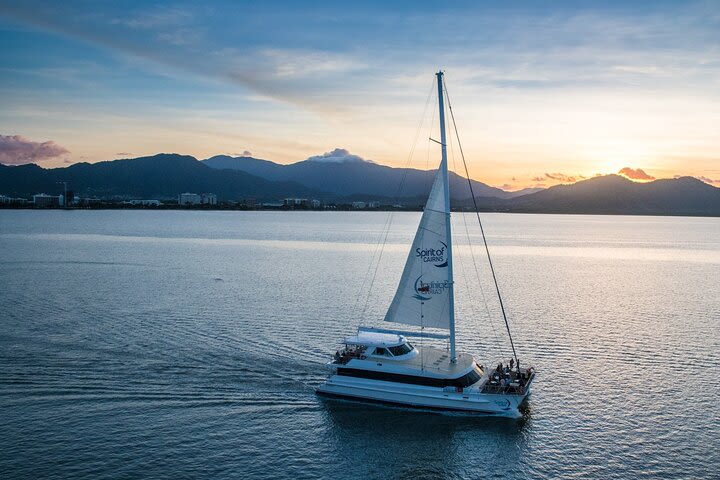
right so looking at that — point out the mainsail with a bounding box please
[384,161,452,330]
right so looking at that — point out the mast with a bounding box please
[436,71,457,363]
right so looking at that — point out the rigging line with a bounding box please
[446,120,503,353]
[355,182,402,321]
[445,114,463,336]
[459,202,504,355]
[355,208,395,321]
[395,77,437,203]
[455,236,494,357]
[446,115,503,356]
[426,90,436,185]
[354,201,401,321]
[360,77,437,319]
[443,80,519,364]
[449,125,502,358]
[359,196,395,319]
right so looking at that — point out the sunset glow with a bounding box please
[0,1,718,189]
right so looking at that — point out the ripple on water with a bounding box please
[0,211,719,479]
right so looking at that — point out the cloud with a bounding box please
[112,7,192,29]
[530,172,591,184]
[696,175,720,185]
[229,150,253,157]
[0,135,69,165]
[4,1,717,119]
[1,3,366,113]
[115,152,132,156]
[545,172,577,182]
[156,28,203,47]
[533,173,579,183]
[618,167,655,181]
[304,148,374,164]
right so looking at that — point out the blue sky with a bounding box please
[1,1,718,188]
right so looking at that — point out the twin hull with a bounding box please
[317,374,530,417]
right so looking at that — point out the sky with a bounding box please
[0,0,718,190]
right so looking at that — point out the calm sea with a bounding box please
[1,210,718,479]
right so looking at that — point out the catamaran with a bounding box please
[317,71,535,416]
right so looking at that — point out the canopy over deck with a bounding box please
[343,331,406,348]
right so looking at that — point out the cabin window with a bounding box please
[374,347,388,356]
[337,363,484,388]
[388,343,414,356]
[460,365,483,386]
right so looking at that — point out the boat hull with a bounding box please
[317,374,530,417]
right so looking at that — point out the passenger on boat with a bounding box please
[510,358,514,370]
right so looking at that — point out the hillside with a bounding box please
[0,154,325,201]
[2,154,719,216]
[202,154,536,200]
[503,174,720,216]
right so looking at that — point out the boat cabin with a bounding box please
[333,332,416,364]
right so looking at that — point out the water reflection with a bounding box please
[1,211,718,479]
[321,397,531,478]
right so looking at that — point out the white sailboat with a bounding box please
[317,71,534,416]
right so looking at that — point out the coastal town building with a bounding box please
[0,195,28,205]
[125,199,162,206]
[178,193,201,205]
[283,198,309,208]
[178,193,216,206]
[201,193,217,205]
[33,193,64,207]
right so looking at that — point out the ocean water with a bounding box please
[0,210,718,479]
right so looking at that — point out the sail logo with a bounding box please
[413,275,449,301]
[415,241,448,268]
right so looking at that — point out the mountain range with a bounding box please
[0,154,324,201]
[500,174,720,216]
[202,151,540,200]
[1,152,719,216]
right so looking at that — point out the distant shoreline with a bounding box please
[1,205,718,218]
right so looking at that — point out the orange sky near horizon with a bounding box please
[1,2,719,190]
